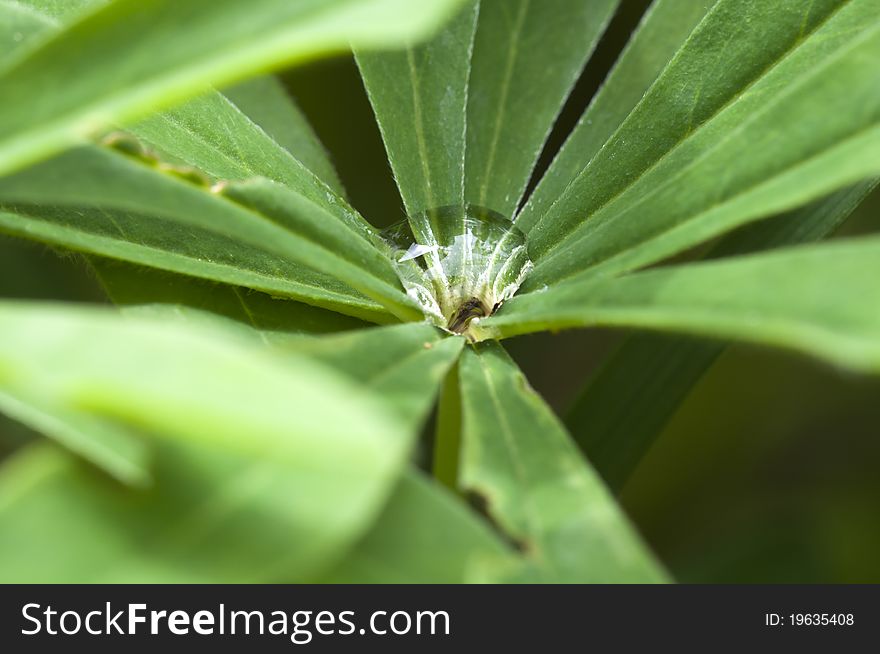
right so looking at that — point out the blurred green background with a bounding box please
[2,0,878,583]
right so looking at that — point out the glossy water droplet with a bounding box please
[399,243,439,262]
[381,205,532,337]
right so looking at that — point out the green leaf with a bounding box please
[0,302,412,476]
[281,323,464,432]
[129,86,370,237]
[0,442,357,582]
[4,0,368,331]
[0,0,57,56]
[0,302,413,582]
[0,202,389,324]
[91,78,388,328]
[5,2,376,330]
[2,0,105,26]
[458,343,666,582]
[432,360,463,490]
[517,0,713,230]
[105,313,462,464]
[222,76,345,194]
[93,260,368,337]
[520,0,880,290]
[487,234,880,374]
[120,76,366,328]
[464,0,618,218]
[224,177,420,320]
[0,0,469,176]
[318,469,514,583]
[565,179,878,492]
[0,386,149,486]
[567,334,719,493]
[0,146,417,322]
[0,1,109,65]
[356,0,478,242]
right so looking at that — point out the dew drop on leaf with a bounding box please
[381,205,532,337]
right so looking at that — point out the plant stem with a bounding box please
[432,360,462,490]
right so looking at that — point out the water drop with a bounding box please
[381,205,532,337]
[399,242,439,262]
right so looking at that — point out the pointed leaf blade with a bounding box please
[0,386,149,486]
[280,323,465,433]
[488,235,880,374]
[565,180,878,492]
[0,0,469,176]
[466,0,618,218]
[0,146,416,321]
[318,470,514,583]
[458,343,667,583]
[0,303,414,581]
[522,0,880,290]
[222,76,345,194]
[517,0,713,230]
[356,2,477,218]
[94,261,369,337]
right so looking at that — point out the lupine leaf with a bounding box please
[521,0,880,291]
[106,72,363,331]
[0,146,417,322]
[318,469,514,583]
[0,386,149,486]
[457,343,666,582]
[486,235,880,374]
[0,0,469,176]
[101,308,463,436]
[94,261,368,337]
[3,1,375,329]
[464,0,618,218]
[356,0,478,248]
[222,76,345,194]
[516,0,713,230]
[128,86,370,237]
[564,179,878,492]
[279,323,464,432]
[0,0,58,54]
[0,303,412,582]
[97,79,370,332]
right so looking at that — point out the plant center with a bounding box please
[382,205,532,338]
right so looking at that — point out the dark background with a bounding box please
[2,1,878,583]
